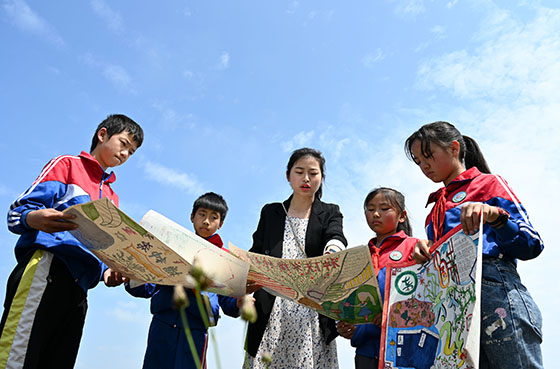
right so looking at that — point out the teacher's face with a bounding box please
[287,156,322,198]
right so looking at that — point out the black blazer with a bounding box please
[246,196,348,357]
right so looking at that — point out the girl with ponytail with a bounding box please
[405,121,544,368]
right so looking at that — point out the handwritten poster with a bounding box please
[140,210,250,296]
[65,198,385,317]
[379,225,481,369]
[64,198,249,296]
[230,244,382,324]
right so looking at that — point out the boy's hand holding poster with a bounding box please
[379,225,482,369]
[229,244,382,324]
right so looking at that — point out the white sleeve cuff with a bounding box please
[323,239,345,254]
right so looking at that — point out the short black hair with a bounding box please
[191,192,229,223]
[90,114,144,152]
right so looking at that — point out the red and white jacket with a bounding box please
[8,151,118,292]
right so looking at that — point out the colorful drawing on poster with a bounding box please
[230,244,382,324]
[379,225,480,369]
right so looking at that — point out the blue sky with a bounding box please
[1,0,559,368]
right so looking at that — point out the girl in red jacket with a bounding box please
[337,187,418,369]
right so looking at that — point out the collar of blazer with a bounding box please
[279,195,326,218]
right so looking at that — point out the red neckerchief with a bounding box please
[427,167,482,241]
[368,238,381,272]
[205,233,224,248]
[367,231,409,275]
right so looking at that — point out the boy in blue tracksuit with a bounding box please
[126,192,241,369]
[0,114,143,369]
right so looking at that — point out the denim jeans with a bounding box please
[480,258,543,369]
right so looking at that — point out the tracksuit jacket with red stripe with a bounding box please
[425,167,543,260]
[7,151,117,292]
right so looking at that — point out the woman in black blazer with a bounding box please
[244,148,347,369]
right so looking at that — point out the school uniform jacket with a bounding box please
[7,151,117,292]
[426,167,544,261]
[246,196,347,357]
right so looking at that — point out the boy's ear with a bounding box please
[97,127,108,143]
[190,213,195,223]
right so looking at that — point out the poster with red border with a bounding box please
[378,225,481,369]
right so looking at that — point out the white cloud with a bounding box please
[90,0,124,33]
[152,101,197,131]
[282,130,315,152]
[446,0,458,9]
[415,25,447,52]
[285,1,299,15]
[430,25,446,38]
[103,64,133,90]
[394,0,426,17]
[108,300,151,323]
[80,53,135,93]
[182,70,194,80]
[2,0,65,47]
[143,161,204,195]
[417,8,560,104]
[362,49,386,68]
[219,51,230,69]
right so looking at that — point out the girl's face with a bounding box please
[287,156,322,199]
[410,139,464,186]
[365,193,406,240]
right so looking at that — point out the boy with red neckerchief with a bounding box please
[126,192,242,369]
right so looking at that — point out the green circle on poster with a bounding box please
[394,271,418,295]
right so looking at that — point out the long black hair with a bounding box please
[404,121,491,174]
[364,187,412,236]
[286,147,326,200]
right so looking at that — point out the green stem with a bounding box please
[209,327,222,369]
[194,286,211,328]
[194,285,222,369]
[179,307,201,369]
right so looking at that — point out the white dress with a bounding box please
[243,216,338,369]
